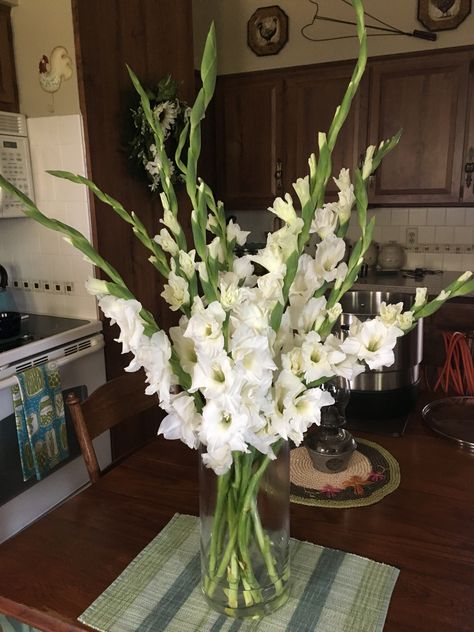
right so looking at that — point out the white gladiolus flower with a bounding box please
[196,261,209,283]
[233,255,255,281]
[201,445,234,475]
[252,242,287,276]
[334,262,348,289]
[231,295,271,334]
[207,236,225,263]
[185,301,226,351]
[219,273,241,310]
[333,168,355,223]
[98,295,144,354]
[458,271,473,284]
[227,219,250,246]
[190,353,237,398]
[362,145,376,180]
[315,234,346,282]
[282,347,305,376]
[231,328,276,384]
[436,290,451,302]
[200,400,248,454]
[290,254,323,303]
[257,273,284,304]
[341,317,402,370]
[85,277,108,296]
[397,311,414,331]
[301,331,333,383]
[379,301,404,326]
[324,334,365,381]
[161,271,190,311]
[326,303,343,324]
[170,321,197,376]
[414,287,428,309]
[289,296,327,333]
[293,176,310,207]
[290,387,335,443]
[268,193,299,225]
[159,393,201,449]
[154,228,179,256]
[125,330,174,404]
[310,205,338,238]
[161,209,180,235]
[178,250,196,279]
[159,192,170,211]
[206,214,219,232]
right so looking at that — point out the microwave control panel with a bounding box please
[0,134,35,218]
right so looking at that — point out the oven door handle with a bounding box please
[0,338,105,390]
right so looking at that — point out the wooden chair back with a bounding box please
[66,370,158,483]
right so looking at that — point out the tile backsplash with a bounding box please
[0,115,97,319]
[229,206,474,272]
[345,207,474,272]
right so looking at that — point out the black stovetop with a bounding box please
[0,314,89,353]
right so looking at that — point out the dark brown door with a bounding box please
[284,63,368,199]
[0,5,19,112]
[367,52,470,205]
[462,60,474,204]
[216,73,283,209]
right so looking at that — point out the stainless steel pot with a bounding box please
[339,291,423,392]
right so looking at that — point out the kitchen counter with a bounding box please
[352,270,474,299]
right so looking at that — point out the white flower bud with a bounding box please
[85,277,109,296]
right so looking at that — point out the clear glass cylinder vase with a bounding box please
[199,441,290,619]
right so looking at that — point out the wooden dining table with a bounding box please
[0,399,473,632]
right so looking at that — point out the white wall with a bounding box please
[193,0,474,74]
[10,0,80,117]
[0,115,97,318]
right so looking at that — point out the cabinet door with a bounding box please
[462,60,474,204]
[216,74,283,209]
[368,53,470,205]
[0,5,19,112]
[284,64,368,199]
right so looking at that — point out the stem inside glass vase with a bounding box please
[199,441,290,619]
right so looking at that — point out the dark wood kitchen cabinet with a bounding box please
[0,4,19,112]
[216,72,283,209]
[215,63,367,209]
[367,52,471,205]
[284,63,367,199]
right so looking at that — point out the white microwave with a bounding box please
[0,111,35,219]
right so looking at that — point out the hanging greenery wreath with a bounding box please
[129,75,190,193]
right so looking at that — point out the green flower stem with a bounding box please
[207,471,231,579]
[250,498,284,596]
[205,447,283,606]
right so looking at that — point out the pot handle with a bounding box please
[0,265,7,289]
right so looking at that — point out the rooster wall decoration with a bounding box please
[418,0,471,31]
[38,46,73,104]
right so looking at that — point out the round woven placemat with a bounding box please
[290,438,400,508]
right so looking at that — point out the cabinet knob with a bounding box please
[275,159,283,191]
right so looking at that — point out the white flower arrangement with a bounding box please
[2,0,473,615]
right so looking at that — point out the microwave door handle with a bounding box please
[0,338,105,390]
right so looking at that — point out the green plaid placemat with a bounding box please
[79,514,399,632]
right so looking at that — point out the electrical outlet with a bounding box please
[22,280,31,291]
[406,227,418,248]
[41,280,53,293]
[53,281,65,294]
[64,281,74,295]
[31,280,41,292]
[12,279,20,289]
